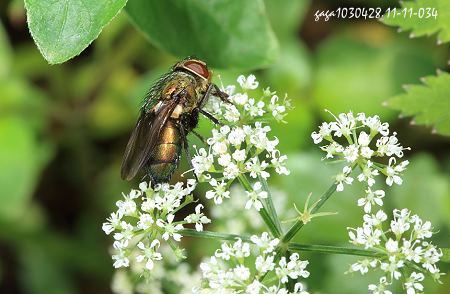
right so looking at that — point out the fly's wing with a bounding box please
[121,99,178,180]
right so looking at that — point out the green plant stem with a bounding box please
[258,175,283,235]
[406,261,428,275]
[288,243,384,258]
[238,174,282,238]
[281,182,338,244]
[180,228,251,242]
[180,229,384,258]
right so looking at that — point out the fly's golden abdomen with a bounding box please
[147,119,182,183]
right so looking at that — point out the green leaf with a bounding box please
[442,248,450,263]
[382,0,450,44]
[126,0,279,69]
[24,0,128,64]
[386,71,450,136]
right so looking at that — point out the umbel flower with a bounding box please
[191,75,292,211]
[111,248,202,294]
[196,232,310,293]
[311,111,410,213]
[102,180,210,272]
[347,208,443,293]
[102,74,445,294]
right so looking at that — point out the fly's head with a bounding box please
[174,57,212,102]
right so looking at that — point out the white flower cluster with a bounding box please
[347,208,443,294]
[311,111,410,213]
[206,74,292,124]
[102,180,210,272]
[197,232,309,294]
[193,75,291,210]
[111,247,202,294]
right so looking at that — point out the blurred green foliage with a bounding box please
[313,28,444,119]
[0,0,449,293]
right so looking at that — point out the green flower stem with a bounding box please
[281,182,338,244]
[172,195,194,214]
[238,174,282,238]
[180,228,251,242]
[408,261,429,275]
[181,229,431,278]
[180,229,384,258]
[237,173,253,190]
[258,175,283,235]
[288,243,384,258]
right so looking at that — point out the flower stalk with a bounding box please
[258,175,283,235]
[281,182,338,244]
[238,174,282,238]
[288,243,384,258]
[180,228,385,258]
[180,228,251,242]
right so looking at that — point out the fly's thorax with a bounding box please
[167,72,209,119]
[184,73,209,109]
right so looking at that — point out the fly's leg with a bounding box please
[198,83,214,108]
[191,129,207,145]
[180,125,199,182]
[198,83,231,109]
[199,109,222,125]
[212,84,231,104]
[196,82,231,126]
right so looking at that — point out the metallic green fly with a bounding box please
[121,57,229,184]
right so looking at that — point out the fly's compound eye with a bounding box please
[184,60,211,80]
